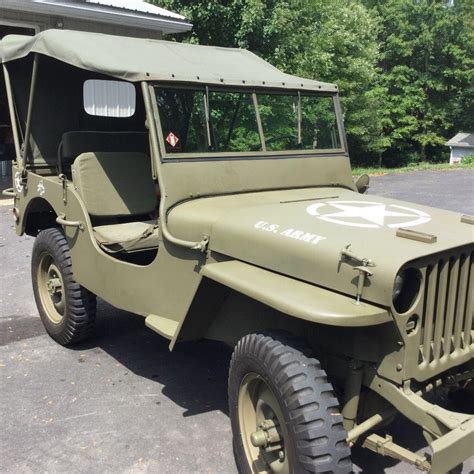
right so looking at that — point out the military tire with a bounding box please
[32,228,96,346]
[229,333,352,473]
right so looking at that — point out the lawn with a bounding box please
[352,161,474,177]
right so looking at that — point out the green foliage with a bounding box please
[461,154,474,166]
[154,0,473,167]
[365,0,474,165]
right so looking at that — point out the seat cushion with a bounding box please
[93,220,159,252]
[72,151,156,217]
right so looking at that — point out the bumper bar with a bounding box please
[430,417,474,474]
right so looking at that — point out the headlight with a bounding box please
[392,268,422,314]
[393,273,404,301]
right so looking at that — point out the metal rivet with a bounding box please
[396,364,403,371]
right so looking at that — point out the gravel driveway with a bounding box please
[1,169,473,473]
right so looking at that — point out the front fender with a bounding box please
[200,260,391,327]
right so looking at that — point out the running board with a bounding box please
[145,314,179,340]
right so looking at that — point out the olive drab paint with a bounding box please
[1,30,473,473]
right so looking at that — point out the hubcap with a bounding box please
[238,373,290,473]
[38,254,65,323]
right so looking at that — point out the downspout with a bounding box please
[141,82,208,252]
[2,64,22,168]
[22,53,40,173]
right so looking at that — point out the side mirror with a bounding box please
[355,174,370,194]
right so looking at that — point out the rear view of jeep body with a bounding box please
[1,30,472,473]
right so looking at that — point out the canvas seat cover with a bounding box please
[72,151,158,252]
[93,220,159,252]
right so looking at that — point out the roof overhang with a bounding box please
[0,0,193,35]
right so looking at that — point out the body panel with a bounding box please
[169,186,474,306]
[13,167,204,339]
[201,260,391,326]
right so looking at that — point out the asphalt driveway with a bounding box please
[1,168,473,473]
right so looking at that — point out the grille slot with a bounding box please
[419,251,473,369]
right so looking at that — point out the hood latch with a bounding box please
[340,245,376,304]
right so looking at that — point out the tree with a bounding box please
[365,0,474,163]
[156,0,383,165]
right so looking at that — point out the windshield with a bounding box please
[155,87,342,155]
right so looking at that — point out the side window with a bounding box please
[83,79,136,118]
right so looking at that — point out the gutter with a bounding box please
[0,0,193,34]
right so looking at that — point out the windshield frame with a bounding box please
[150,83,347,160]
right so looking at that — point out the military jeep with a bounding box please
[1,30,473,473]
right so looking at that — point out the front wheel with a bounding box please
[32,228,96,346]
[229,333,352,473]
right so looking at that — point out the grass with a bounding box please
[352,161,474,176]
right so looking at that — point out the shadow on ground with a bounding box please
[74,299,232,418]
[69,299,452,472]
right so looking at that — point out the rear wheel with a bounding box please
[32,228,96,345]
[229,333,352,473]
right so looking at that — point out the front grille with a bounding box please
[418,251,473,373]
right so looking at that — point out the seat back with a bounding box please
[72,152,156,217]
[59,131,149,175]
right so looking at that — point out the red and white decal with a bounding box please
[166,132,179,148]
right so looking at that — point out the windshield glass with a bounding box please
[155,86,341,155]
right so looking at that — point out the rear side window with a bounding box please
[83,79,136,118]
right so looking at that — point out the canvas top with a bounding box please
[0,29,337,92]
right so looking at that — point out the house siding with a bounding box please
[450,147,474,164]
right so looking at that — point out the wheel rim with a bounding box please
[37,252,65,324]
[238,373,290,474]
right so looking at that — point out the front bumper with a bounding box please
[369,373,474,472]
[431,417,474,473]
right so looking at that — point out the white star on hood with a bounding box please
[324,203,414,226]
[306,201,431,228]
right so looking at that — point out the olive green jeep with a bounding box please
[1,30,473,473]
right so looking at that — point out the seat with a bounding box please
[93,220,159,252]
[72,151,158,253]
[59,131,149,177]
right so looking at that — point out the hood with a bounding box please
[168,187,474,306]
